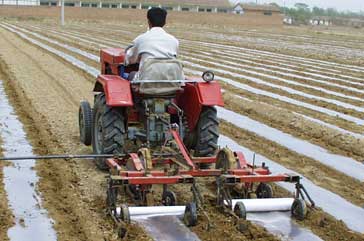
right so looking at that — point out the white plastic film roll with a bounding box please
[116,206,186,219]
[228,198,294,212]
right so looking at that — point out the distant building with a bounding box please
[232,3,281,16]
[231,3,283,25]
[39,0,232,12]
[310,16,332,26]
[283,16,294,25]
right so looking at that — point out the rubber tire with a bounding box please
[92,93,126,170]
[291,198,307,221]
[184,202,198,227]
[256,183,273,199]
[79,100,92,146]
[194,107,219,168]
[162,190,177,206]
[234,201,247,220]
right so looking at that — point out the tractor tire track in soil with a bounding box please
[0,23,283,241]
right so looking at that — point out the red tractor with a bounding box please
[78,48,312,233]
[79,48,223,170]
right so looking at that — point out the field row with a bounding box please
[0,20,360,241]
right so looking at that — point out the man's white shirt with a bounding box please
[125,27,179,68]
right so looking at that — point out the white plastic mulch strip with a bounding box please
[27,26,363,141]
[5,23,100,62]
[184,60,364,113]
[219,135,364,233]
[4,23,364,237]
[26,25,364,94]
[184,53,364,98]
[182,39,364,73]
[217,107,364,181]
[202,47,364,86]
[11,25,363,179]
[184,68,364,125]
[5,23,364,166]
[0,81,57,241]
[231,93,364,139]
[0,24,99,78]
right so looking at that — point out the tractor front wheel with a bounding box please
[92,93,126,170]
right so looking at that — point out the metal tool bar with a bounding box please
[0,152,177,161]
[0,154,119,161]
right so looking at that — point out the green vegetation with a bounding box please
[281,3,364,24]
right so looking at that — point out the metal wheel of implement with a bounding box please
[183,202,198,227]
[192,107,219,169]
[256,183,273,199]
[162,190,177,206]
[120,204,131,224]
[291,198,307,221]
[79,100,92,146]
[234,201,247,220]
[92,93,126,170]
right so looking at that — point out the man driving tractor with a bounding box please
[125,7,184,95]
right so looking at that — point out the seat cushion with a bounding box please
[136,58,184,95]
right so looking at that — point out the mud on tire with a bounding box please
[92,93,126,170]
[194,107,219,167]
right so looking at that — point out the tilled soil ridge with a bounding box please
[0,25,280,241]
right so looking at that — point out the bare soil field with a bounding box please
[1,6,364,241]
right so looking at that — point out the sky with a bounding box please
[230,0,364,12]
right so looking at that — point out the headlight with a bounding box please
[202,71,214,82]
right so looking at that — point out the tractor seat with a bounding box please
[131,58,184,96]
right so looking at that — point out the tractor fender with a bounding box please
[94,75,134,106]
[177,81,224,130]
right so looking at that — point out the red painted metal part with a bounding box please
[177,82,224,131]
[233,175,289,183]
[96,75,134,106]
[196,82,224,106]
[100,48,125,75]
[129,153,144,171]
[171,129,196,170]
[121,175,194,185]
[177,83,202,130]
[235,152,248,169]
[118,169,288,185]
[120,168,272,179]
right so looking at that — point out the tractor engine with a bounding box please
[135,98,180,147]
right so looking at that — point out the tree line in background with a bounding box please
[275,2,364,23]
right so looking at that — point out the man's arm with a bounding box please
[125,35,143,66]
[125,45,139,66]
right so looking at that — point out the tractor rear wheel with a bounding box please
[194,107,219,168]
[79,100,93,146]
[92,93,126,170]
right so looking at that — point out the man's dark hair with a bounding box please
[147,7,167,27]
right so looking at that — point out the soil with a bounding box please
[1,7,364,241]
[0,24,278,241]
[0,28,148,241]
[221,125,364,241]
[0,142,14,241]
